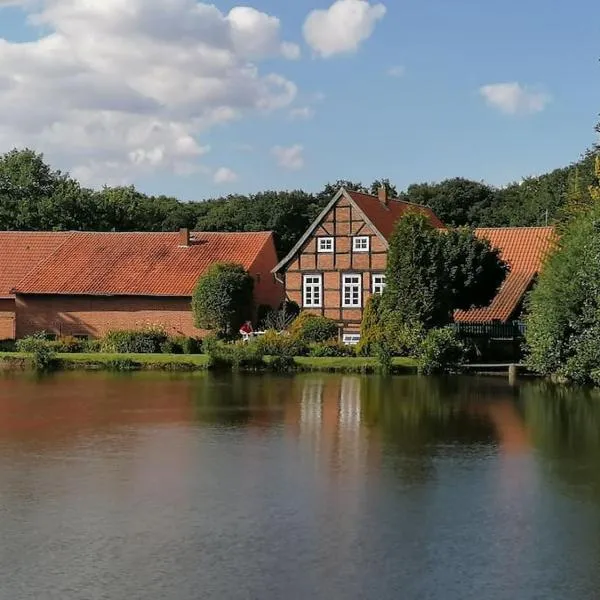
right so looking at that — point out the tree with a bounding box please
[381,213,507,328]
[403,178,495,226]
[525,205,600,385]
[192,263,254,336]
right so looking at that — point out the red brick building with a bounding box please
[272,186,444,342]
[273,186,555,342]
[0,229,282,340]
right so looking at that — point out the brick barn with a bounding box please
[0,229,282,340]
[273,186,555,342]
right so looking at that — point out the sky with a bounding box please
[0,0,598,200]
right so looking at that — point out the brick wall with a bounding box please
[0,298,15,340]
[249,234,285,310]
[15,295,206,339]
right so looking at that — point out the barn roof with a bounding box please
[9,231,274,297]
[454,226,556,324]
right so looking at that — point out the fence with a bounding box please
[453,321,526,340]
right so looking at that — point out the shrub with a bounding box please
[308,340,355,358]
[268,355,296,372]
[82,339,102,353]
[205,338,266,371]
[255,329,306,357]
[192,262,254,337]
[31,345,56,373]
[417,327,465,375]
[160,337,184,354]
[16,333,52,353]
[289,312,338,344]
[101,328,167,354]
[181,336,202,354]
[53,336,86,353]
[374,342,393,375]
[0,340,16,352]
[260,300,300,331]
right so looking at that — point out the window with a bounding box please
[342,274,362,307]
[303,274,322,308]
[372,274,386,295]
[317,237,334,253]
[342,333,361,346]
[352,236,369,252]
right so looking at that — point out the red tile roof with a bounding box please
[0,232,72,298]
[12,231,274,297]
[454,226,556,324]
[347,190,445,237]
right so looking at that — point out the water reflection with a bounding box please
[2,372,600,599]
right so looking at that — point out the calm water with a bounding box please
[1,373,600,600]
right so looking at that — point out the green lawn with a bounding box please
[0,352,418,374]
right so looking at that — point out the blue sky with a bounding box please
[0,0,598,200]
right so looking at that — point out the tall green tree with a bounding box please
[381,213,507,328]
[192,263,254,336]
[525,204,600,384]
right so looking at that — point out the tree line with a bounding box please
[1,147,598,257]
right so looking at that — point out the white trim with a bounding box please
[317,236,334,253]
[342,333,361,345]
[271,187,389,274]
[352,236,370,252]
[342,273,362,308]
[303,273,323,308]
[372,273,386,295]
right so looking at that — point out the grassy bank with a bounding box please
[0,352,418,374]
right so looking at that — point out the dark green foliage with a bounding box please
[525,205,600,384]
[417,327,465,375]
[403,178,495,226]
[254,329,306,357]
[356,295,383,356]
[160,338,184,354]
[192,262,254,336]
[82,339,102,353]
[159,335,202,354]
[101,328,168,354]
[382,214,507,328]
[31,345,56,373]
[259,300,300,331]
[204,338,266,371]
[308,340,355,358]
[0,340,16,352]
[105,358,139,372]
[16,332,55,353]
[289,312,339,344]
[268,355,296,372]
[374,342,393,375]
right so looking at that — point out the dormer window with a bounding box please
[317,237,334,253]
[352,236,369,252]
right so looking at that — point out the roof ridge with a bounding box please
[346,189,435,212]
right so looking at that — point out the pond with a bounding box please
[1,372,600,599]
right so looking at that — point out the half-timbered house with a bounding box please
[272,186,444,343]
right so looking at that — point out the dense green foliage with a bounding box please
[288,312,339,344]
[381,214,507,328]
[417,327,465,375]
[1,147,597,261]
[101,328,168,354]
[192,263,254,336]
[525,204,600,385]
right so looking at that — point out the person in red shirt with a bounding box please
[239,320,253,341]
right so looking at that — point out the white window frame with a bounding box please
[317,237,334,253]
[342,273,362,308]
[352,236,370,252]
[372,273,386,295]
[303,274,323,308]
[342,333,361,346]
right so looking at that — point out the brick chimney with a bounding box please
[378,184,389,206]
[178,228,190,247]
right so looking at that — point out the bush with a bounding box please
[260,300,300,331]
[32,345,56,373]
[308,340,355,357]
[417,327,465,375]
[53,336,86,353]
[255,329,306,357]
[205,338,266,371]
[82,339,102,353]
[160,337,184,354]
[268,355,296,372]
[375,342,393,375]
[182,336,203,354]
[16,333,52,353]
[0,340,16,352]
[289,312,338,344]
[192,262,254,337]
[101,328,167,354]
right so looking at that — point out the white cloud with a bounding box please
[213,166,238,184]
[303,0,386,58]
[479,82,550,115]
[0,0,299,184]
[387,65,405,77]
[289,106,315,120]
[272,144,304,170]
